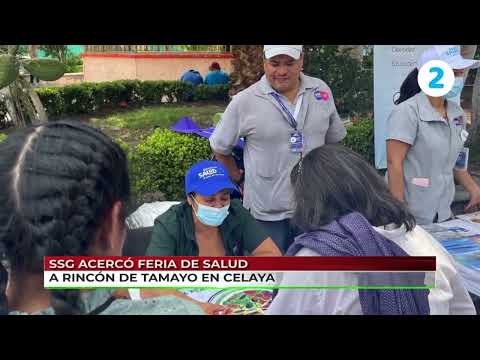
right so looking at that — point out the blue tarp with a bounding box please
[170,117,245,149]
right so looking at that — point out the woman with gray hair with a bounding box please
[267,144,475,315]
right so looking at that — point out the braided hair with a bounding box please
[0,121,130,314]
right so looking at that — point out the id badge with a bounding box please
[290,131,304,153]
[455,147,469,171]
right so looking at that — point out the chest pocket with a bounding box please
[417,120,445,147]
[302,91,334,144]
[247,101,291,179]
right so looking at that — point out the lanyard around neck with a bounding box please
[270,92,304,130]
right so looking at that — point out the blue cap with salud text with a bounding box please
[185,160,238,196]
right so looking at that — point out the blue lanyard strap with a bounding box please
[270,92,298,130]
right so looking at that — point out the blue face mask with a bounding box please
[445,76,464,105]
[192,196,230,227]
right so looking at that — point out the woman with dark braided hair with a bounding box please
[0,121,206,315]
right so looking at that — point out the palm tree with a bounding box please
[228,45,264,97]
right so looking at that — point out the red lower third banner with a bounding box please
[44,257,436,289]
[44,256,436,271]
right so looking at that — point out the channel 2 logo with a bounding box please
[417,60,455,97]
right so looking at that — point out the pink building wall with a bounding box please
[82,52,234,82]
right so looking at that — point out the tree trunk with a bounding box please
[229,45,264,97]
[0,86,18,126]
[2,78,47,127]
[18,76,47,123]
[9,83,27,127]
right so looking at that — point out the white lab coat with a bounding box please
[267,224,476,315]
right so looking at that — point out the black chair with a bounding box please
[123,226,154,256]
[469,292,480,315]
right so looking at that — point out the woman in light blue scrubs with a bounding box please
[387,45,480,225]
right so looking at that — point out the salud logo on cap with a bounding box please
[443,46,460,58]
[186,160,238,196]
[198,167,218,180]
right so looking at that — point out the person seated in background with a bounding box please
[180,69,204,86]
[146,160,281,257]
[204,62,230,86]
[0,121,220,315]
[267,144,476,315]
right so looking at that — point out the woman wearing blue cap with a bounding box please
[146,160,281,257]
[386,45,480,225]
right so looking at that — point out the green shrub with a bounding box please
[32,80,230,117]
[95,81,125,108]
[0,133,6,143]
[164,81,194,103]
[212,112,223,125]
[129,129,213,200]
[114,137,130,154]
[116,79,143,105]
[304,45,373,118]
[342,119,374,165]
[139,81,166,105]
[62,83,97,113]
[193,84,230,101]
[36,87,65,116]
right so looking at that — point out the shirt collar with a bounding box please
[416,92,464,122]
[259,72,314,96]
[373,223,407,238]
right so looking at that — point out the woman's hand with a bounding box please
[112,288,232,315]
[196,302,232,315]
[454,170,480,213]
[465,187,480,212]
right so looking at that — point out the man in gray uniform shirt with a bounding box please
[209,45,347,252]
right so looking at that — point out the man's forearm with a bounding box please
[214,151,242,182]
[454,169,479,194]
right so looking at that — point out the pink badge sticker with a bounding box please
[320,91,329,101]
[412,178,430,188]
[314,90,330,101]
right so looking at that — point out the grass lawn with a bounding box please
[0,103,226,148]
[87,102,227,148]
